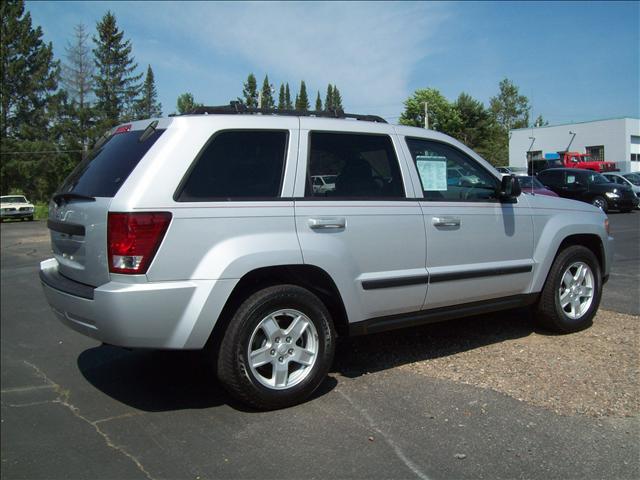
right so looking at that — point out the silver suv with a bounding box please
[40,108,613,409]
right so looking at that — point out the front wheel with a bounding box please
[535,245,602,333]
[591,196,608,212]
[216,285,335,410]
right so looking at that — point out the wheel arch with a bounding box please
[205,264,350,354]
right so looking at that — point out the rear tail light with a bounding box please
[604,218,610,235]
[107,212,172,274]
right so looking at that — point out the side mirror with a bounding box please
[499,175,521,201]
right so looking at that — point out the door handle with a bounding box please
[308,217,346,230]
[432,216,460,227]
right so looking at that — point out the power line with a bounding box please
[0,149,84,155]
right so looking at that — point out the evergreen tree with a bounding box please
[277,83,285,110]
[62,23,94,152]
[332,85,343,110]
[176,92,201,114]
[260,74,274,109]
[285,83,292,109]
[533,114,549,127]
[1,0,61,199]
[453,93,492,150]
[135,65,162,119]
[1,0,59,142]
[242,73,258,107]
[296,80,309,111]
[315,91,322,111]
[324,84,334,111]
[92,11,142,131]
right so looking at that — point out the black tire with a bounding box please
[535,245,602,333]
[591,196,608,212]
[216,284,335,410]
[27,215,33,221]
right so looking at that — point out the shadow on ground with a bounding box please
[77,309,547,412]
[333,307,552,378]
[77,344,337,412]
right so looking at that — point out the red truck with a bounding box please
[555,152,617,172]
[529,151,618,175]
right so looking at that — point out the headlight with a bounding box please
[605,192,619,199]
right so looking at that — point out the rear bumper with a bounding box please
[39,258,236,349]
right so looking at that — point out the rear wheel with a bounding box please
[216,285,335,410]
[535,245,602,333]
[591,196,608,212]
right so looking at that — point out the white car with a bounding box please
[311,175,337,194]
[0,195,34,221]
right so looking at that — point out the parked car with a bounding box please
[40,107,614,410]
[310,174,337,194]
[496,166,527,175]
[537,168,638,213]
[515,175,559,197]
[0,195,34,221]
[603,172,640,195]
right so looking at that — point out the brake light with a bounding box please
[114,124,132,134]
[107,212,172,274]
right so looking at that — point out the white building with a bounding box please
[509,117,640,173]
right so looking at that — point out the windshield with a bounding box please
[623,173,640,186]
[1,196,27,203]
[586,172,610,185]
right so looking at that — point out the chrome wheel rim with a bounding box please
[247,309,318,390]
[558,261,595,320]
[592,198,606,210]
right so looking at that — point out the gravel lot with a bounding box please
[336,309,639,418]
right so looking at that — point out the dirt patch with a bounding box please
[335,309,639,418]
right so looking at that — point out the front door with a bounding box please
[401,137,534,309]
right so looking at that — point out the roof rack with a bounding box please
[185,101,387,123]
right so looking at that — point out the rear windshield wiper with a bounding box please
[52,192,96,206]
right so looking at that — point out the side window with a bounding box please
[305,132,405,198]
[176,130,288,201]
[405,138,498,202]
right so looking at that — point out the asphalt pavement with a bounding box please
[1,217,638,480]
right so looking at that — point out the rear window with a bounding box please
[58,127,165,198]
[176,130,288,201]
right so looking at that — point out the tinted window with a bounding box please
[405,138,498,202]
[538,170,563,186]
[305,133,404,198]
[177,130,288,201]
[59,127,165,198]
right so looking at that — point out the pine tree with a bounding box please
[324,84,334,111]
[296,80,309,111]
[242,73,258,107]
[135,65,162,119]
[1,0,61,199]
[260,74,274,109]
[285,83,292,109]
[1,0,59,141]
[277,84,285,110]
[92,11,142,131]
[62,23,94,152]
[315,91,322,111]
[332,85,343,110]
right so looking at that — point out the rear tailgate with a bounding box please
[48,120,167,287]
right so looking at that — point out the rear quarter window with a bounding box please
[176,130,288,201]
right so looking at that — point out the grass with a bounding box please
[34,203,48,220]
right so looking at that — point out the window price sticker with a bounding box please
[416,155,447,191]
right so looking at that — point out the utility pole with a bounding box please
[424,102,429,129]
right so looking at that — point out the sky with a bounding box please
[27,1,640,125]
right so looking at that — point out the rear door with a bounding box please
[48,120,168,287]
[294,121,426,322]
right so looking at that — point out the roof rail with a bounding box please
[186,101,387,123]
